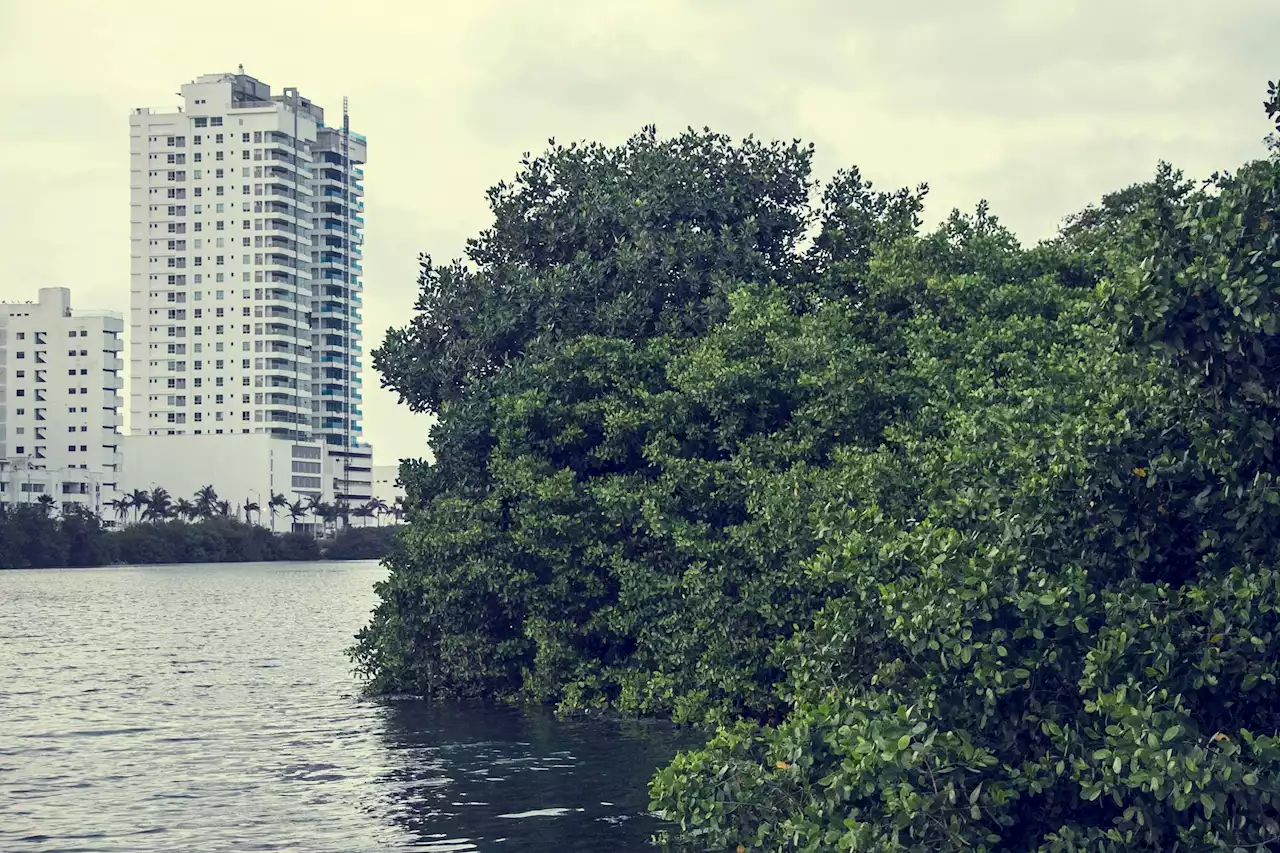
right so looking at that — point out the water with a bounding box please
[0,562,697,852]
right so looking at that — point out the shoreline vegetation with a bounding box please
[351,84,1280,850]
[0,484,402,569]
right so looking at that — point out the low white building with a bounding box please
[371,464,404,505]
[117,433,345,528]
[346,462,408,526]
[0,287,124,515]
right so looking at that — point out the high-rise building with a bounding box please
[309,111,370,504]
[128,70,371,507]
[0,287,123,514]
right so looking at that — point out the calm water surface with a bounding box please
[0,562,697,852]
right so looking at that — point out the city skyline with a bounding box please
[1,1,1277,466]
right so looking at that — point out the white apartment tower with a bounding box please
[129,70,372,506]
[0,288,124,514]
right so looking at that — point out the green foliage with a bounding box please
[354,127,904,717]
[0,509,324,568]
[0,503,73,568]
[108,516,319,564]
[350,92,1280,850]
[323,524,399,560]
[648,161,1280,848]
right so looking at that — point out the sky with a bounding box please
[0,0,1276,465]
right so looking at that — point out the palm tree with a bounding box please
[391,496,408,524]
[287,499,308,532]
[367,497,389,526]
[144,486,172,521]
[321,502,340,534]
[334,498,351,530]
[215,499,231,517]
[193,485,218,519]
[174,497,196,522]
[105,497,129,523]
[243,498,261,526]
[128,488,150,523]
[305,494,327,534]
[35,493,56,516]
[268,492,287,532]
[352,502,375,526]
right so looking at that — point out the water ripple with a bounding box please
[0,562,697,852]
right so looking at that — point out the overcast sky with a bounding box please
[0,1,1275,465]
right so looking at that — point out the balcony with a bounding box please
[264,153,300,172]
[262,210,302,228]
[267,271,306,287]
[319,387,362,400]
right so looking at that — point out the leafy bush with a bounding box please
[323,525,398,560]
[650,160,1280,850]
[0,511,323,568]
[353,99,1280,850]
[0,503,72,568]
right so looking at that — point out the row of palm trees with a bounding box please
[103,486,405,534]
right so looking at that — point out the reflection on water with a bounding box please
[0,562,698,852]
[375,703,698,851]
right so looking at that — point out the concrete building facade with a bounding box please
[128,70,372,508]
[116,433,338,529]
[0,287,124,515]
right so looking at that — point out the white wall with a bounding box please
[118,433,335,528]
[347,462,405,526]
[371,464,404,504]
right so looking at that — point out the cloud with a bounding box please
[0,0,1275,463]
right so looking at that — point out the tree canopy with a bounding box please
[353,85,1280,851]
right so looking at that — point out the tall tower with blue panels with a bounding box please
[309,99,372,506]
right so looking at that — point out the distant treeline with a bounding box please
[0,504,399,569]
